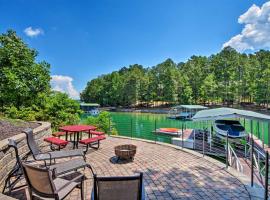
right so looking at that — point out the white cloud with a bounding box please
[51,75,80,99]
[223,1,270,52]
[24,27,44,37]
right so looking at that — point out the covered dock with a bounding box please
[192,107,270,191]
[168,104,208,120]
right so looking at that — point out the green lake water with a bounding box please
[109,112,270,145]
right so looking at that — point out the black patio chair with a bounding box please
[22,162,85,200]
[2,139,31,194]
[91,173,145,200]
[3,139,94,194]
[23,128,85,165]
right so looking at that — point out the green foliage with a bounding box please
[4,92,82,128]
[41,92,82,128]
[82,111,111,133]
[81,46,270,107]
[0,30,82,128]
[0,30,50,109]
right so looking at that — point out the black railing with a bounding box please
[108,117,270,199]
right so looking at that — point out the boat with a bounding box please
[154,128,182,136]
[213,120,247,138]
[168,105,208,120]
[80,103,100,116]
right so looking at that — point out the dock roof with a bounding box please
[173,105,208,109]
[192,107,270,121]
[80,103,100,107]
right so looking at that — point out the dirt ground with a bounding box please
[0,119,40,140]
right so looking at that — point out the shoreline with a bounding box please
[100,107,170,114]
[100,105,270,115]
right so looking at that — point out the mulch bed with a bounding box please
[0,119,40,140]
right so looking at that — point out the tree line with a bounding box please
[81,47,270,107]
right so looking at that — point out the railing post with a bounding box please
[202,128,205,157]
[265,151,269,200]
[154,119,157,144]
[251,121,254,187]
[209,125,212,152]
[108,117,111,136]
[251,137,254,187]
[263,123,265,149]
[226,131,229,169]
[182,122,184,149]
[130,118,133,138]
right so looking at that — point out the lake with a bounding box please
[110,112,270,145]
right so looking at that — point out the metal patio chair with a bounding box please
[91,173,145,200]
[23,128,85,165]
[22,162,85,200]
[2,139,94,195]
[2,139,31,194]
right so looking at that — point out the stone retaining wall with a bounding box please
[0,122,51,191]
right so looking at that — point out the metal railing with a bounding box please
[108,117,270,199]
[228,142,244,172]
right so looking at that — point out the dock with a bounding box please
[171,129,267,187]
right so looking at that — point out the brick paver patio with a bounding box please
[10,136,250,199]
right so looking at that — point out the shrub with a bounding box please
[83,111,112,133]
[4,92,82,128]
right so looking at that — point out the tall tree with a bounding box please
[0,30,50,110]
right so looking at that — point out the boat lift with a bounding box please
[192,107,270,198]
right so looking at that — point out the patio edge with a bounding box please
[109,135,264,200]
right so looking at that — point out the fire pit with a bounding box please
[114,144,137,161]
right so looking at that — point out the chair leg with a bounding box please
[87,164,95,176]
[27,188,34,200]
[80,179,84,200]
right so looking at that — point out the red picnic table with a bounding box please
[59,125,97,149]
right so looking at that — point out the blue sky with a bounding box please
[0,0,268,98]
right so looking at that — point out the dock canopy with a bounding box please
[192,107,270,122]
[173,105,208,110]
[80,103,100,107]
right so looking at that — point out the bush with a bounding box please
[4,92,82,128]
[83,111,118,135]
[41,92,82,128]
[83,111,112,133]
[4,106,37,121]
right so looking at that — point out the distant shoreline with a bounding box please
[100,105,270,115]
[100,107,170,114]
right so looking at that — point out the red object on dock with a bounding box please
[159,128,180,133]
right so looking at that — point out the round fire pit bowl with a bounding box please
[114,144,137,161]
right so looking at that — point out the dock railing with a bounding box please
[228,142,244,172]
[108,117,270,199]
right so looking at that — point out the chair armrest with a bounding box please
[35,152,53,165]
[55,173,84,193]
